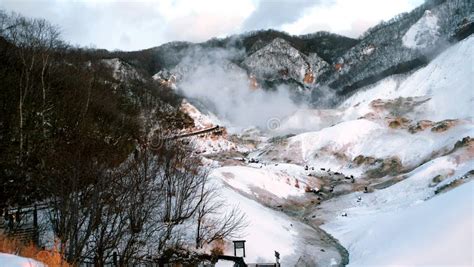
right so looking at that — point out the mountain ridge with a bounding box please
[96,0,472,97]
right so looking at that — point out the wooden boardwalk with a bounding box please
[173,125,222,139]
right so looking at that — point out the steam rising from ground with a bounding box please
[176,47,304,131]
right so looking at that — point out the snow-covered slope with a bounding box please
[262,36,473,176]
[211,170,343,266]
[215,166,305,199]
[316,141,473,221]
[284,118,473,170]
[402,10,440,49]
[167,9,473,266]
[0,253,44,267]
[304,34,474,267]
[258,36,473,166]
[322,180,473,266]
[217,34,473,265]
[179,100,246,155]
[342,35,474,121]
[328,0,472,92]
[180,100,218,129]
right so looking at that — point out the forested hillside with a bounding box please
[0,11,247,266]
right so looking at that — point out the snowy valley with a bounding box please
[0,0,473,266]
[176,34,473,266]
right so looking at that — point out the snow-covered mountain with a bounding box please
[402,10,441,49]
[5,0,473,265]
[175,33,473,266]
[112,0,471,105]
[242,38,329,85]
[327,0,472,94]
[80,1,472,265]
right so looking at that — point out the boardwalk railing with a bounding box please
[172,125,222,139]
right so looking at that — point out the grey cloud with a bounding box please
[0,0,166,50]
[242,0,333,31]
[120,33,132,47]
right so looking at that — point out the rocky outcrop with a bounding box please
[370,96,430,116]
[388,117,411,129]
[152,68,177,89]
[242,38,306,82]
[102,58,143,82]
[352,155,404,178]
[242,38,329,85]
[408,120,434,133]
[365,157,404,178]
[453,136,473,151]
[306,53,330,84]
[431,119,459,132]
[353,155,378,166]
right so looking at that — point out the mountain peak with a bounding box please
[242,37,308,83]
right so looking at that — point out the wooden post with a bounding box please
[275,251,280,267]
[33,204,39,245]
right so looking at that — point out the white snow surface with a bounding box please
[213,165,305,198]
[316,136,474,266]
[180,99,220,129]
[343,35,474,121]
[319,146,474,219]
[186,31,473,266]
[322,180,474,266]
[210,172,337,266]
[265,36,474,173]
[285,118,473,170]
[215,186,298,265]
[402,10,440,49]
[299,34,474,267]
[0,253,44,267]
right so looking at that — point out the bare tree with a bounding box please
[195,187,248,249]
[2,13,62,164]
[0,11,247,265]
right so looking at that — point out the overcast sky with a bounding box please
[0,0,424,51]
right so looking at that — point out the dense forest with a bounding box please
[0,10,245,265]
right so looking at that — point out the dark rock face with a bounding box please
[353,155,378,166]
[431,119,458,132]
[365,157,404,179]
[242,38,329,84]
[408,120,434,133]
[353,155,404,179]
[453,136,473,150]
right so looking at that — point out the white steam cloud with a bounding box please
[176,47,304,132]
